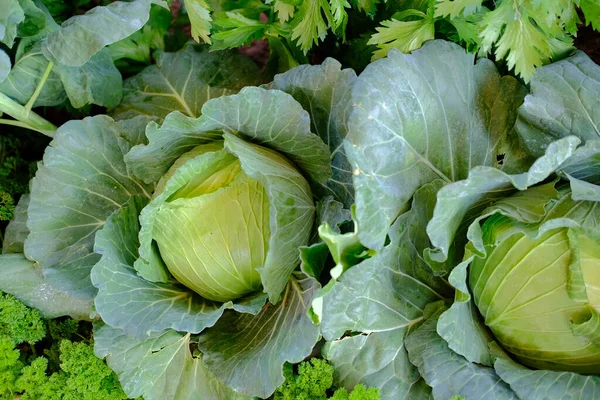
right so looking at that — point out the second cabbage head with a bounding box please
[471,186,600,374]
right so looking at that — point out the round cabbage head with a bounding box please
[471,189,600,373]
[148,141,313,302]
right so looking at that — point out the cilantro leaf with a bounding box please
[212,12,266,50]
[329,0,351,35]
[368,10,435,60]
[274,1,295,23]
[185,0,213,44]
[434,0,483,18]
[580,0,600,30]
[480,1,551,81]
[291,0,333,52]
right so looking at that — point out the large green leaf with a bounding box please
[346,39,529,250]
[273,58,357,207]
[405,305,519,400]
[0,43,66,107]
[24,116,154,300]
[43,0,164,67]
[126,87,331,187]
[319,181,451,340]
[2,194,29,254]
[435,261,496,367]
[92,196,266,339]
[112,44,265,121]
[517,51,600,157]
[197,273,321,398]
[200,87,331,186]
[53,48,123,108]
[494,355,600,400]
[0,253,93,319]
[319,182,452,398]
[0,0,24,47]
[94,324,250,400]
[323,331,433,399]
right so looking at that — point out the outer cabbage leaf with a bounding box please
[94,324,250,400]
[426,136,581,268]
[494,354,600,400]
[92,196,266,340]
[0,0,24,47]
[319,182,452,397]
[346,39,529,250]
[0,43,66,107]
[517,51,600,157]
[112,44,265,121]
[43,0,165,67]
[323,330,433,399]
[405,304,518,400]
[0,253,93,319]
[273,58,357,207]
[197,272,321,398]
[126,87,331,186]
[24,116,154,300]
[557,140,600,201]
[53,48,123,109]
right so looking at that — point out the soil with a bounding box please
[575,25,600,63]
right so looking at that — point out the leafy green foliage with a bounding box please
[275,359,381,400]
[0,291,130,400]
[365,0,598,81]
[0,134,38,224]
[368,9,435,60]
[185,0,213,43]
[15,341,129,400]
[0,193,14,222]
[0,293,45,345]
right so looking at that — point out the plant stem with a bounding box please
[0,118,38,130]
[0,92,57,138]
[24,61,54,116]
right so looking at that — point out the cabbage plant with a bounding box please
[316,40,600,399]
[469,186,600,374]
[0,42,358,399]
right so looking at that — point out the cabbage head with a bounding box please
[470,187,600,373]
[150,140,311,302]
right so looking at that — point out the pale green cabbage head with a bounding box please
[150,141,309,302]
[471,191,600,373]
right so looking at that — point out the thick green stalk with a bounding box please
[0,92,57,138]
